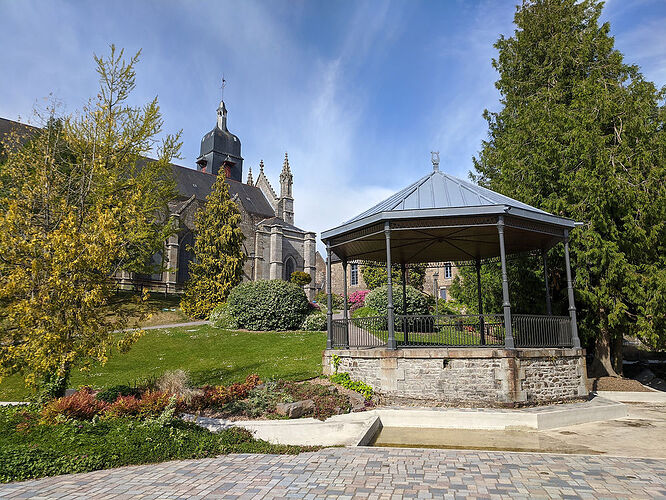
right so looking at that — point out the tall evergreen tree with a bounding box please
[473,0,666,375]
[180,175,245,319]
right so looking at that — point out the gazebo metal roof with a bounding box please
[346,168,548,223]
[322,163,576,264]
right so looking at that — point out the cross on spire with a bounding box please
[220,75,226,99]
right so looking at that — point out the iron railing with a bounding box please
[330,313,573,349]
[512,314,572,348]
[396,314,505,347]
[331,316,387,348]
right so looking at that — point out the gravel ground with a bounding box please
[587,376,653,392]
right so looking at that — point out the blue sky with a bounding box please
[1,0,665,252]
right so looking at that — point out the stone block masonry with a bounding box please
[323,347,588,405]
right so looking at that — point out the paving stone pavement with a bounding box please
[1,447,665,499]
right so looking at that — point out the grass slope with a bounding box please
[0,326,326,401]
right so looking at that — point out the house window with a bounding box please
[439,288,447,301]
[350,263,359,286]
[444,263,452,279]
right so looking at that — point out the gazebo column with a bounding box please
[385,222,397,350]
[542,249,552,316]
[401,263,408,344]
[326,242,333,349]
[476,259,485,346]
[497,216,514,349]
[563,230,581,348]
[342,259,349,348]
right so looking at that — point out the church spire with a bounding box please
[216,100,228,131]
[279,152,293,198]
[259,159,265,174]
[247,166,253,186]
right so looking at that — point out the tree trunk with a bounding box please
[41,363,71,400]
[590,325,619,378]
[612,329,624,376]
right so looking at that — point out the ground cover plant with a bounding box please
[0,402,313,483]
[0,325,326,401]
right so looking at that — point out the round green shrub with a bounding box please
[301,311,327,331]
[365,285,430,317]
[351,305,380,319]
[208,302,238,330]
[227,280,310,331]
[290,271,312,286]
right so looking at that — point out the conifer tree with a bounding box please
[472,0,666,375]
[180,175,246,318]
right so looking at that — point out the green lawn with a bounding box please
[0,326,327,401]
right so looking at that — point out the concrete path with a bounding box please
[131,320,210,331]
[2,448,665,499]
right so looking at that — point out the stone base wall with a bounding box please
[323,348,587,405]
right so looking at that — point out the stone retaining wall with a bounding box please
[323,348,587,405]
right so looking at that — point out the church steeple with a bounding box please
[196,97,243,181]
[279,152,293,198]
[246,166,253,186]
[277,152,294,225]
[216,100,228,131]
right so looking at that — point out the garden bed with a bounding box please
[0,403,314,483]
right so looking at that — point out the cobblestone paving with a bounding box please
[1,447,665,499]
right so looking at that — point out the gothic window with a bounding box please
[177,231,195,284]
[350,263,359,286]
[444,262,452,279]
[284,256,295,281]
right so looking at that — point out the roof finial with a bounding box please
[282,152,291,173]
[259,159,264,173]
[431,151,440,171]
[247,166,253,186]
[221,75,226,100]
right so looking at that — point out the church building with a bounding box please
[0,100,319,298]
[156,99,318,298]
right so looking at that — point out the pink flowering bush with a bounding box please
[348,290,370,312]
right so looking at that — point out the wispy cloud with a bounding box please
[1,0,664,256]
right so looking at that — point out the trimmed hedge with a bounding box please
[227,280,310,331]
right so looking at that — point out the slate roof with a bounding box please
[0,117,38,151]
[258,216,307,234]
[167,162,276,218]
[346,168,547,224]
[0,117,276,220]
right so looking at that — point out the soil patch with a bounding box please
[587,376,652,392]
